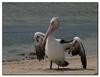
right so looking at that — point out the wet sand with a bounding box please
[2,55,98,75]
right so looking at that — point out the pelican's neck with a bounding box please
[47,32,56,42]
[46,28,58,42]
[48,33,53,38]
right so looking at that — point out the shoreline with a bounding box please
[2,55,98,75]
[2,54,97,62]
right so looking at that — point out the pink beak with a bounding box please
[44,24,53,42]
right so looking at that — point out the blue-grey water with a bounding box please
[2,3,98,61]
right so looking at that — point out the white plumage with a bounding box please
[46,35,65,64]
[44,17,69,68]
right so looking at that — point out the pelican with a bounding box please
[34,17,87,69]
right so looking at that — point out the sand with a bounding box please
[2,55,98,75]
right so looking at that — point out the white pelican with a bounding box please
[44,17,69,69]
[34,17,87,69]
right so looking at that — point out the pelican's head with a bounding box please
[50,17,60,31]
[45,17,60,41]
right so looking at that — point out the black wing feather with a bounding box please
[79,42,87,69]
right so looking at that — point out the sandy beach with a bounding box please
[2,55,98,75]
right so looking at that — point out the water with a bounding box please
[2,2,98,61]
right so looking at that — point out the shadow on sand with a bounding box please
[44,68,95,71]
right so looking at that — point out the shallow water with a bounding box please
[2,2,98,60]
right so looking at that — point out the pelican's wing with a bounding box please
[60,39,87,69]
[34,32,46,61]
[79,42,87,69]
[35,44,45,61]
[71,40,87,69]
[59,39,73,52]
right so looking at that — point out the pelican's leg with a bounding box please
[58,65,59,69]
[50,61,52,69]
